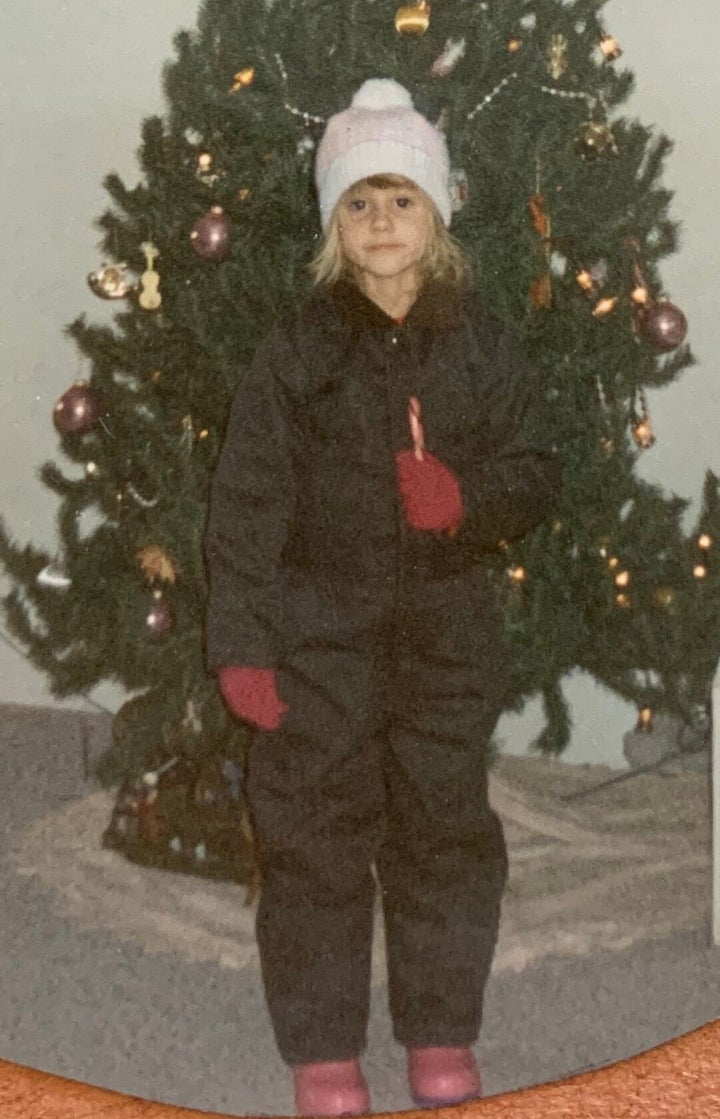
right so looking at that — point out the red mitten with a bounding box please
[395,449,464,534]
[218,666,288,731]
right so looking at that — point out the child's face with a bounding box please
[337,179,432,287]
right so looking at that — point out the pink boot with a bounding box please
[292,1058,370,1117]
[407,1046,483,1108]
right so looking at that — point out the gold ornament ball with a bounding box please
[616,593,631,609]
[653,587,675,608]
[694,564,708,580]
[698,534,713,550]
[395,1,430,35]
[615,570,631,589]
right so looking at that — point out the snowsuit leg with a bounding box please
[246,583,387,1065]
[246,572,509,1064]
[376,569,510,1047]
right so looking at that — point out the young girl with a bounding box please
[204,79,562,1116]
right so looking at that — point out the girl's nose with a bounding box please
[370,202,393,227]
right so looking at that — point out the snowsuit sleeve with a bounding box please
[203,326,297,671]
[456,322,562,551]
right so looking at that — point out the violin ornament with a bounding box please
[138,241,162,311]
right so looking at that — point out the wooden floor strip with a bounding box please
[1,1020,719,1118]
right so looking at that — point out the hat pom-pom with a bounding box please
[351,78,414,112]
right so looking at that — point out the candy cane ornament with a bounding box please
[408,395,425,461]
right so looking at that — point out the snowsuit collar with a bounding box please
[311,278,465,333]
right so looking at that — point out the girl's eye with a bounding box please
[395,196,412,208]
[349,199,366,212]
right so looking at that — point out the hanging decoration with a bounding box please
[547,34,569,80]
[578,115,618,159]
[196,151,221,186]
[125,482,159,509]
[631,389,657,450]
[53,381,101,436]
[599,30,623,62]
[467,72,519,119]
[592,296,618,318]
[145,589,176,638]
[529,188,553,310]
[395,1,431,36]
[449,169,469,212]
[576,263,618,318]
[37,562,72,590]
[628,241,688,351]
[138,242,162,311]
[230,67,255,93]
[430,37,466,77]
[637,300,688,352]
[636,707,654,733]
[190,206,232,261]
[87,262,134,300]
[693,533,713,581]
[137,545,179,586]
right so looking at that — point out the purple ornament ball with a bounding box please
[145,592,176,638]
[189,206,232,261]
[637,300,688,352]
[53,381,101,435]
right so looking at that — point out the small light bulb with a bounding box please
[593,296,619,318]
[636,707,654,733]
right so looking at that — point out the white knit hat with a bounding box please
[314,78,452,231]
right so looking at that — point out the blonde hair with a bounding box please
[308,174,472,290]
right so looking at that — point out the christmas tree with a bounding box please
[1,0,718,787]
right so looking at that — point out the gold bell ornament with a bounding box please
[395,1,431,35]
[599,31,623,61]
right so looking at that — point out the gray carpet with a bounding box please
[1,703,719,1116]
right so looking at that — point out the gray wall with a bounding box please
[1,1,717,766]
